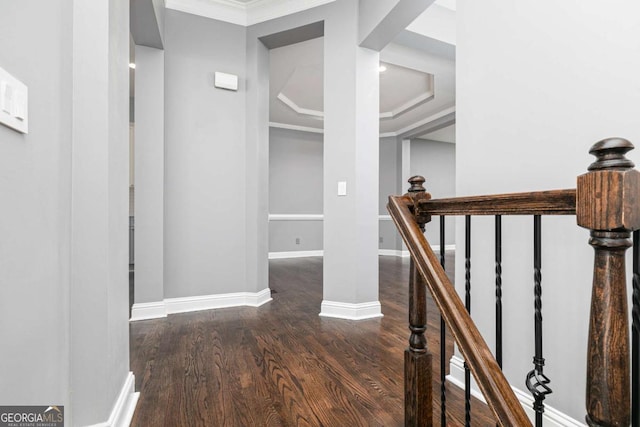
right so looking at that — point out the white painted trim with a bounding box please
[269,122,452,138]
[433,244,456,252]
[166,0,247,26]
[269,213,324,221]
[447,355,586,427]
[267,249,454,259]
[129,301,167,321]
[166,288,273,313]
[277,93,324,117]
[379,246,453,257]
[279,89,435,122]
[395,106,456,136]
[434,0,456,12]
[268,214,433,222]
[269,250,324,259]
[166,0,337,26]
[246,0,337,26]
[86,372,139,427]
[379,249,409,257]
[130,289,272,321]
[269,121,323,134]
[380,88,435,120]
[320,300,383,320]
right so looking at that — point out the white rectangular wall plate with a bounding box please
[214,71,238,91]
[0,66,28,134]
[337,181,347,196]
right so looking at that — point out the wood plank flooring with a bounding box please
[130,255,495,426]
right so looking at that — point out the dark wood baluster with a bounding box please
[632,230,639,427]
[495,215,502,369]
[526,216,552,427]
[405,176,433,427]
[439,216,447,427]
[464,215,471,427]
[576,138,640,427]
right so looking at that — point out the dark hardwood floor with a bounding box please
[130,255,495,426]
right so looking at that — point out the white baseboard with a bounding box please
[87,372,139,427]
[269,250,323,259]
[130,289,272,321]
[319,300,383,320]
[129,301,167,321]
[447,355,585,427]
[269,246,454,260]
[431,244,456,252]
[378,249,410,257]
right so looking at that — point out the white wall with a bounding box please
[457,0,640,420]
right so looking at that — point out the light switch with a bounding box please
[1,81,12,114]
[0,66,28,134]
[337,181,347,196]
[13,90,25,120]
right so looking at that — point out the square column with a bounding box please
[321,0,381,319]
[131,45,165,320]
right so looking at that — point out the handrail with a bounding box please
[415,188,576,216]
[388,194,532,427]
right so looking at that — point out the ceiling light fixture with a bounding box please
[129,63,136,69]
[378,65,387,73]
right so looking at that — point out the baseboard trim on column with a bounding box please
[319,300,383,320]
[166,288,273,313]
[129,301,167,321]
[87,372,139,427]
[130,289,273,321]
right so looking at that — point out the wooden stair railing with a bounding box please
[388,138,640,427]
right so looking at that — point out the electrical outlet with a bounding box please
[295,238,300,245]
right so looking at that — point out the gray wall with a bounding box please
[268,129,405,253]
[134,45,165,304]
[457,0,640,420]
[70,0,131,424]
[379,137,403,251]
[0,1,130,425]
[269,127,323,252]
[0,0,72,409]
[269,127,323,214]
[410,138,455,246]
[164,10,249,298]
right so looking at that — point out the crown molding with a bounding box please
[269,104,456,140]
[166,0,336,27]
[166,0,247,25]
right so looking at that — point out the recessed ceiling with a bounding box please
[269,36,455,138]
[418,124,455,143]
[166,0,337,26]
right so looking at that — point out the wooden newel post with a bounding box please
[577,138,640,427]
[405,176,433,427]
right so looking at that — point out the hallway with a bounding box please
[129,255,493,426]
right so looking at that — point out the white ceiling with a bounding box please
[269,36,455,139]
[165,0,337,26]
[164,0,457,140]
